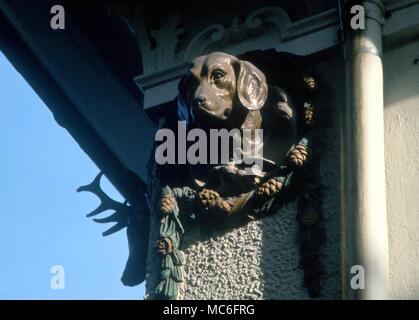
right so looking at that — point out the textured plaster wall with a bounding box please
[145,56,343,300]
[383,39,419,299]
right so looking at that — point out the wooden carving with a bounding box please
[149,50,325,299]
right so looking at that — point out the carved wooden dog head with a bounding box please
[176,52,300,192]
[178,52,269,128]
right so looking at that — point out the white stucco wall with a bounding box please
[384,38,419,299]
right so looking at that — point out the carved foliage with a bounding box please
[111,5,294,75]
[109,2,184,74]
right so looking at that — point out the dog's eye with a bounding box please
[212,70,226,81]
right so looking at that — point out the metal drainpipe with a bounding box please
[342,0,390,299]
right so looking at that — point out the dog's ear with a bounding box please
[235,60,268,111]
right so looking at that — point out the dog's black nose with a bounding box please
[193,96,206,106]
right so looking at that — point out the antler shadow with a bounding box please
[77,172,134,236]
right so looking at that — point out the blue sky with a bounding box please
[0,51,145,299]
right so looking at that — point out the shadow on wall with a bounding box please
[260,54,343,299]
[383,39,419,108]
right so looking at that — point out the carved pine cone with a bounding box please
[288,144,309,167]
[198,189,221,207]
[160,194,176,214]
[304,104,315,126]
[217,199,233,214]
[256,177,283,197]
[198,189,233,214]
[303,74,318,91]
[156,237,174,255]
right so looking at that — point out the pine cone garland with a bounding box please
[198,189,234,214]
[304,103,315,126]
[256,177,283,197]
[160,194,176,214]
[288,144,309,167]
[198,189,220,207]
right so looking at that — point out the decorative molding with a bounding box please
[148,15,185,73]
[184,24,226,61]
[184,6,293,60]
[112,2,419,110]
[111,6,340,109]
[244,6,290,36]
[109,3,184,74]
